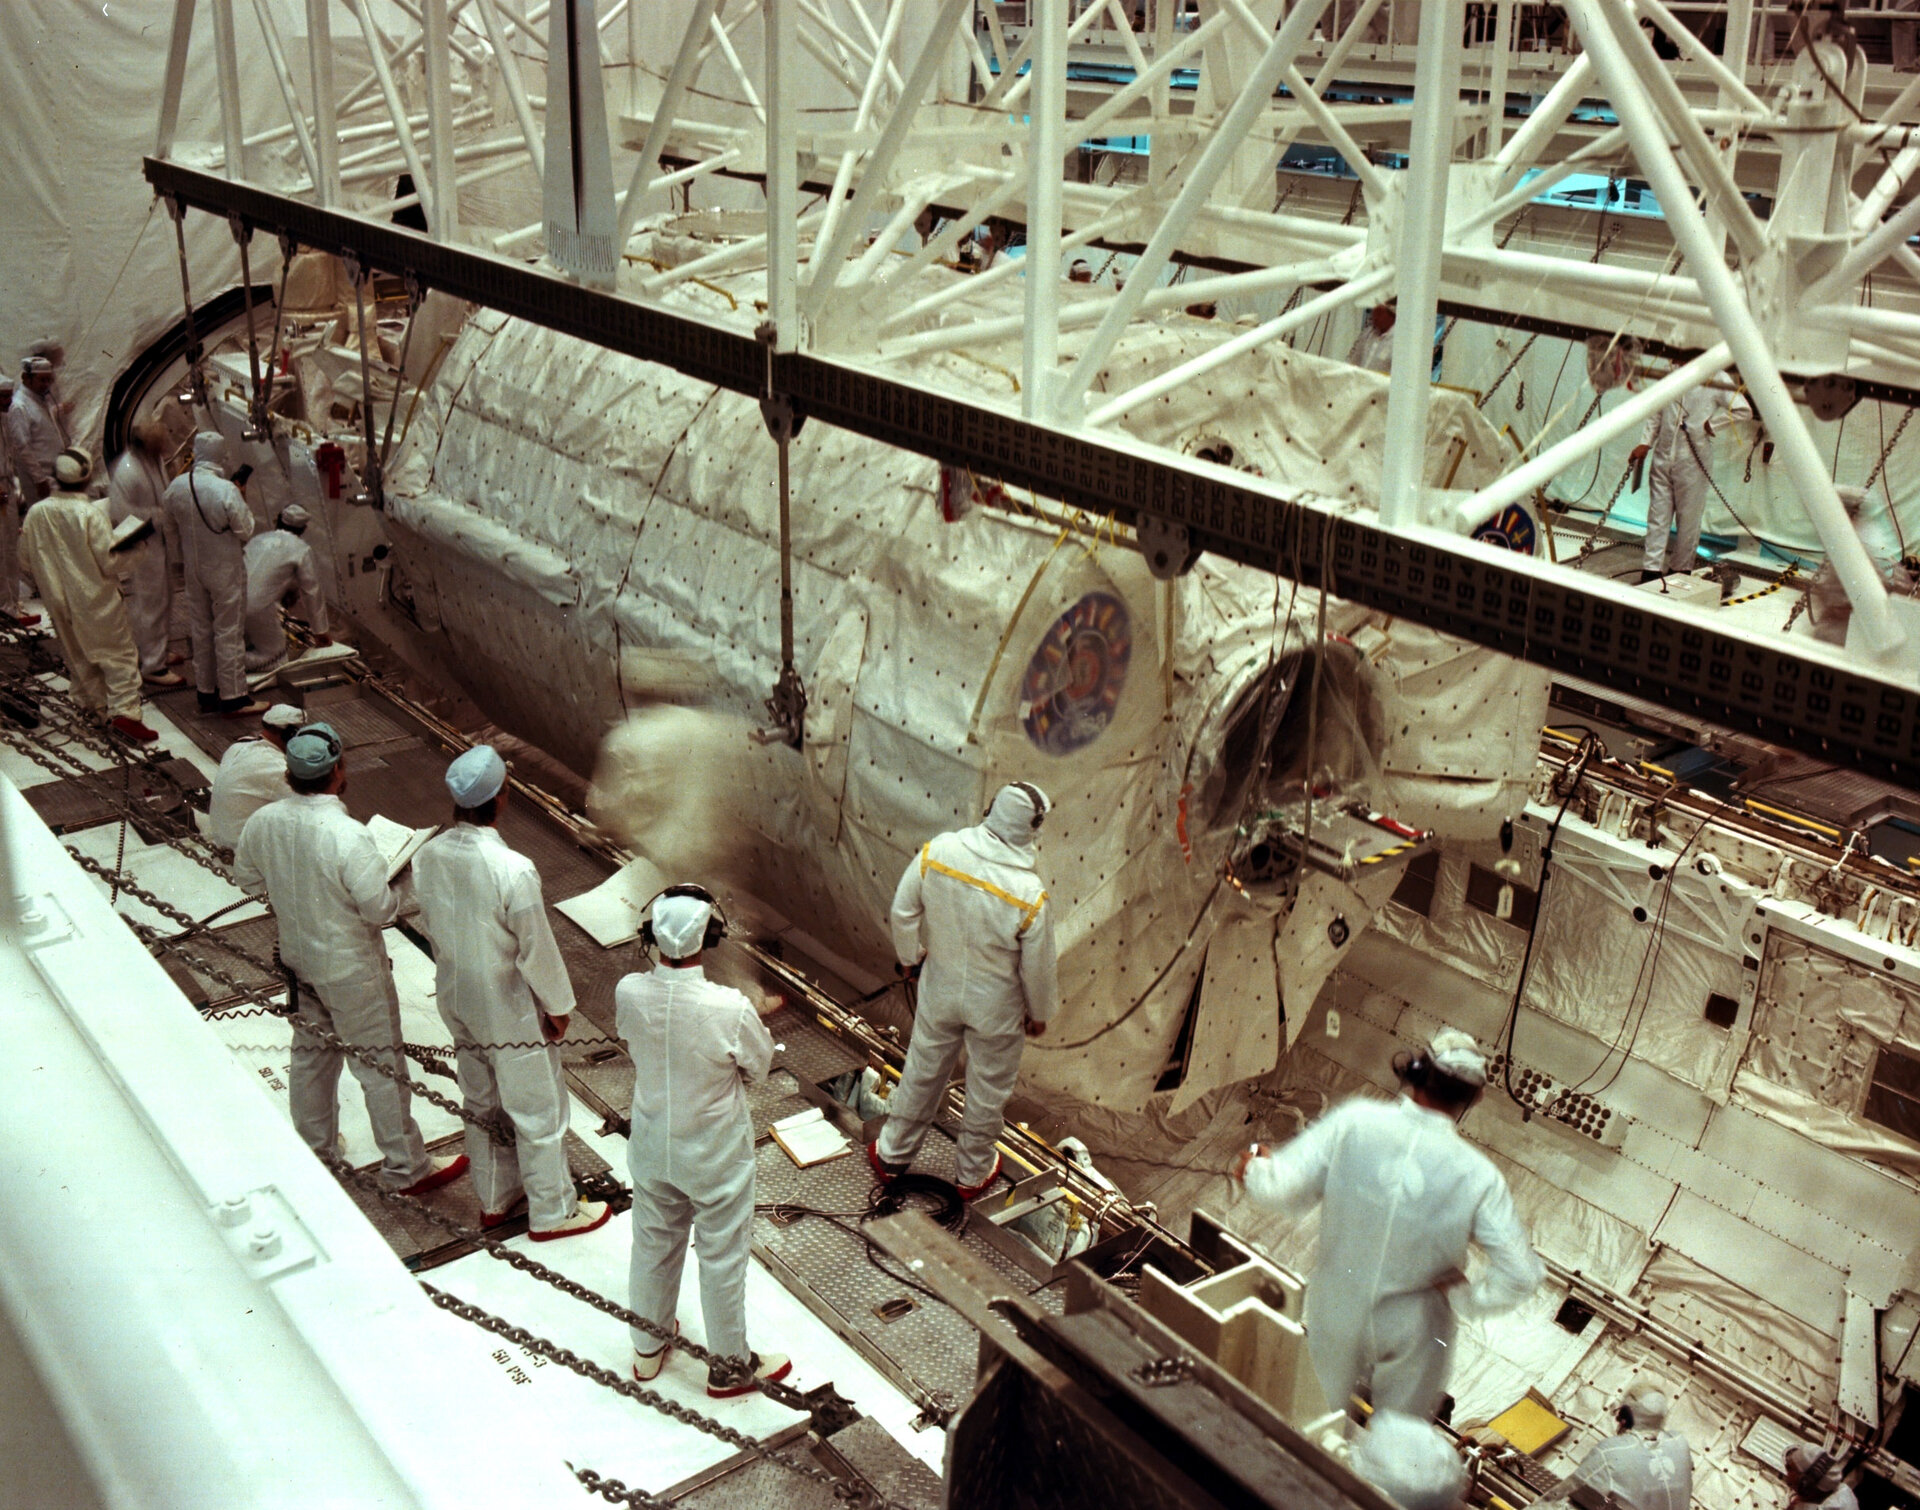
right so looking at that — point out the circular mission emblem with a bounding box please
[1020,591,1132,755]
[1471,503,1537,555]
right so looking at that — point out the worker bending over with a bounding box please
[1231,1030,1542,1421]
[1353,1411,1468,1510]
[1630,386,1726,583]
[1542,1388,1692,1510]
[20,448,156,744]
[206,703,303,849]
[244,503,330,670]
[1784,1442,1857,1510]
[617,888,788,1396]
[412,746,610,1241]
[869,781,1060,1202]
[164,431,265,717]
[233,722,465,1196]
[108,420,183,687]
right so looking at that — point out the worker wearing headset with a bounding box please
[867,781,1060,1204]
[1783,1443,1857,1510]
[618,885,789,1399]
[1229,1030,1544,1424]
[1542,1388,1693,1510]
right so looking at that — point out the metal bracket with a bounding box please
[1136,513,1198,580]
[753,323,809,749]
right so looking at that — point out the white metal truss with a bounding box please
[147,0,1920,772]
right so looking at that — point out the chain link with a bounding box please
[413,1277,887,1507]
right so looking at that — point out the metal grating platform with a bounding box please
[179,915,284,1005]
[752,1133,1059,1422]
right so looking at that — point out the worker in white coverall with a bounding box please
[108,419,184,686]
[19,449,157,746]
[9,355,66,504]
[1347,301,1397,375]
[1352,1411,1468,1510]
[869,782,1060,1201]
[1231,1030,1543,1421]
[0,379,40,628]
[163,431,266,716]
[205,703,303,849]
[412,746,611,1242]
[1630,386,1726,582]
[1785,1442,1858,1510]
[232,722,467,1196]
[617,889,790,1397]
[243,502,331,670]
[1542,1388,1693,1510]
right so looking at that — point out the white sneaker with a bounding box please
[633,1322,679,1382]
[529,1198,613,1243]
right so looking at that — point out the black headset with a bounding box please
[639,883,729,958]
[1616,1402,1636,1432]
[986,780,1049,833]
[292,723,344,766]
[1392,1046,1484,1113]
[1791,1450,1839,1500]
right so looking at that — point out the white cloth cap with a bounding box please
[0,377,14,393]
[984,782,1050,849]
[445,745,507,807]
[261,704,305,730]
[53,448,91,486]
[1626,1388,1670,1428]
[22,355,53,376]
[280,503,312,528]
[651,891,714,958]
[1352,1412,1467,1510]
[1428,1028,1488,1088]
[192,430,228,467]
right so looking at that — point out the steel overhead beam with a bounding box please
[143,156,1920,786]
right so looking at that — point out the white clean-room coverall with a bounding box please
[1544,1429,1694,1510]
[243,527,327,669]
[1244,1094,1543,1419]
[108,446,176,676]
[19,488,143,720]
[617,961,774,1362]
[7,384,65,502]
[0,420,18,614]
[412,824,580,1228]
[233,794,433,1188]
[163,434,254,701]
[1640,387,1724,577]
[876,824,1060,1187]
[205,737,291,849]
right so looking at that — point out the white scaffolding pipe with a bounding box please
[346,0,436,224]
[844,181,953,287]
[811,0,908,287]
[305,0,341,204]
[1052,0,1333,422]
[1569,0,1901,655]
[879,206,1129,331]
[1023,0,1066,417]
[423,0,461,241]
[1821,188,1920,297]
[158,0,199,159]
[803,0,972,310]
[612,0,720,252]
[765,0,798,349]
[1086,266,1393,429]
[709,6,766,125]
[636,208,828,293]
[835,0,905,95]
[247,0,320,187]
[1484,0,1513,155]
[1379,0,1464,528]
[211,0,247,177]
[1459,343,1732,520]
[477,0,545,181]
[1281,66,1390,197]
[1494,54,1595,177]
[1629,0,1769,116]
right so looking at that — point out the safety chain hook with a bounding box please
[753,321,807,750]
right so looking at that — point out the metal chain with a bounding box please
[1865,403,1914,494]
[572,1466,674,1509]
[412,1278,883,1505]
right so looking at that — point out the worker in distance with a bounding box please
[1541,1387,1693,1510]
[1230,1029,1544,1423]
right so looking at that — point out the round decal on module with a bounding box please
[1020,592,1132,754]
[1471,503,1536,555]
